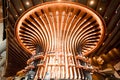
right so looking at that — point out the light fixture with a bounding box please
[104,16,108,19]
[89,0,95,5]
[26,1,30,5]
[19,8,22,11]
[99,7,103,11]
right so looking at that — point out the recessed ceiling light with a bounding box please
[26,2,30,5]
[19,8,22,11]
[99,7,102,11]
[89,0,94,5]
[104,16,108,19]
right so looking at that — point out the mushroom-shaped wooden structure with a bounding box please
[14,1,105,79]
[15,1,105,56]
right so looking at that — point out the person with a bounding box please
[96,57,104,65]
[76,54,93,80]
[84,58,93,80]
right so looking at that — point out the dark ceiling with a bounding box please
[2,0,120,77]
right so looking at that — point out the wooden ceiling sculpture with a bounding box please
[14,1,105,79]
[15,1,105,56]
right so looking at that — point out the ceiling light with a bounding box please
[99,7,102,11]
[104,16,108,19]
[19,8,23,11]
[89,0,95,5]
[26,2,30,5]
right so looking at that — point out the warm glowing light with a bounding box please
[89,0,95,5]
[99,7,102,11]
[26,1,30,5]
[104,16,108,19]
[19,8,22,11]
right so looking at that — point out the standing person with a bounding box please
[77,54,92,80]
[83,58,93,80]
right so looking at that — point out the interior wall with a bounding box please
[0,0,3,43]
[0,23,3,42]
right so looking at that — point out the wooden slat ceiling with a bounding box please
[1,0,120,77]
